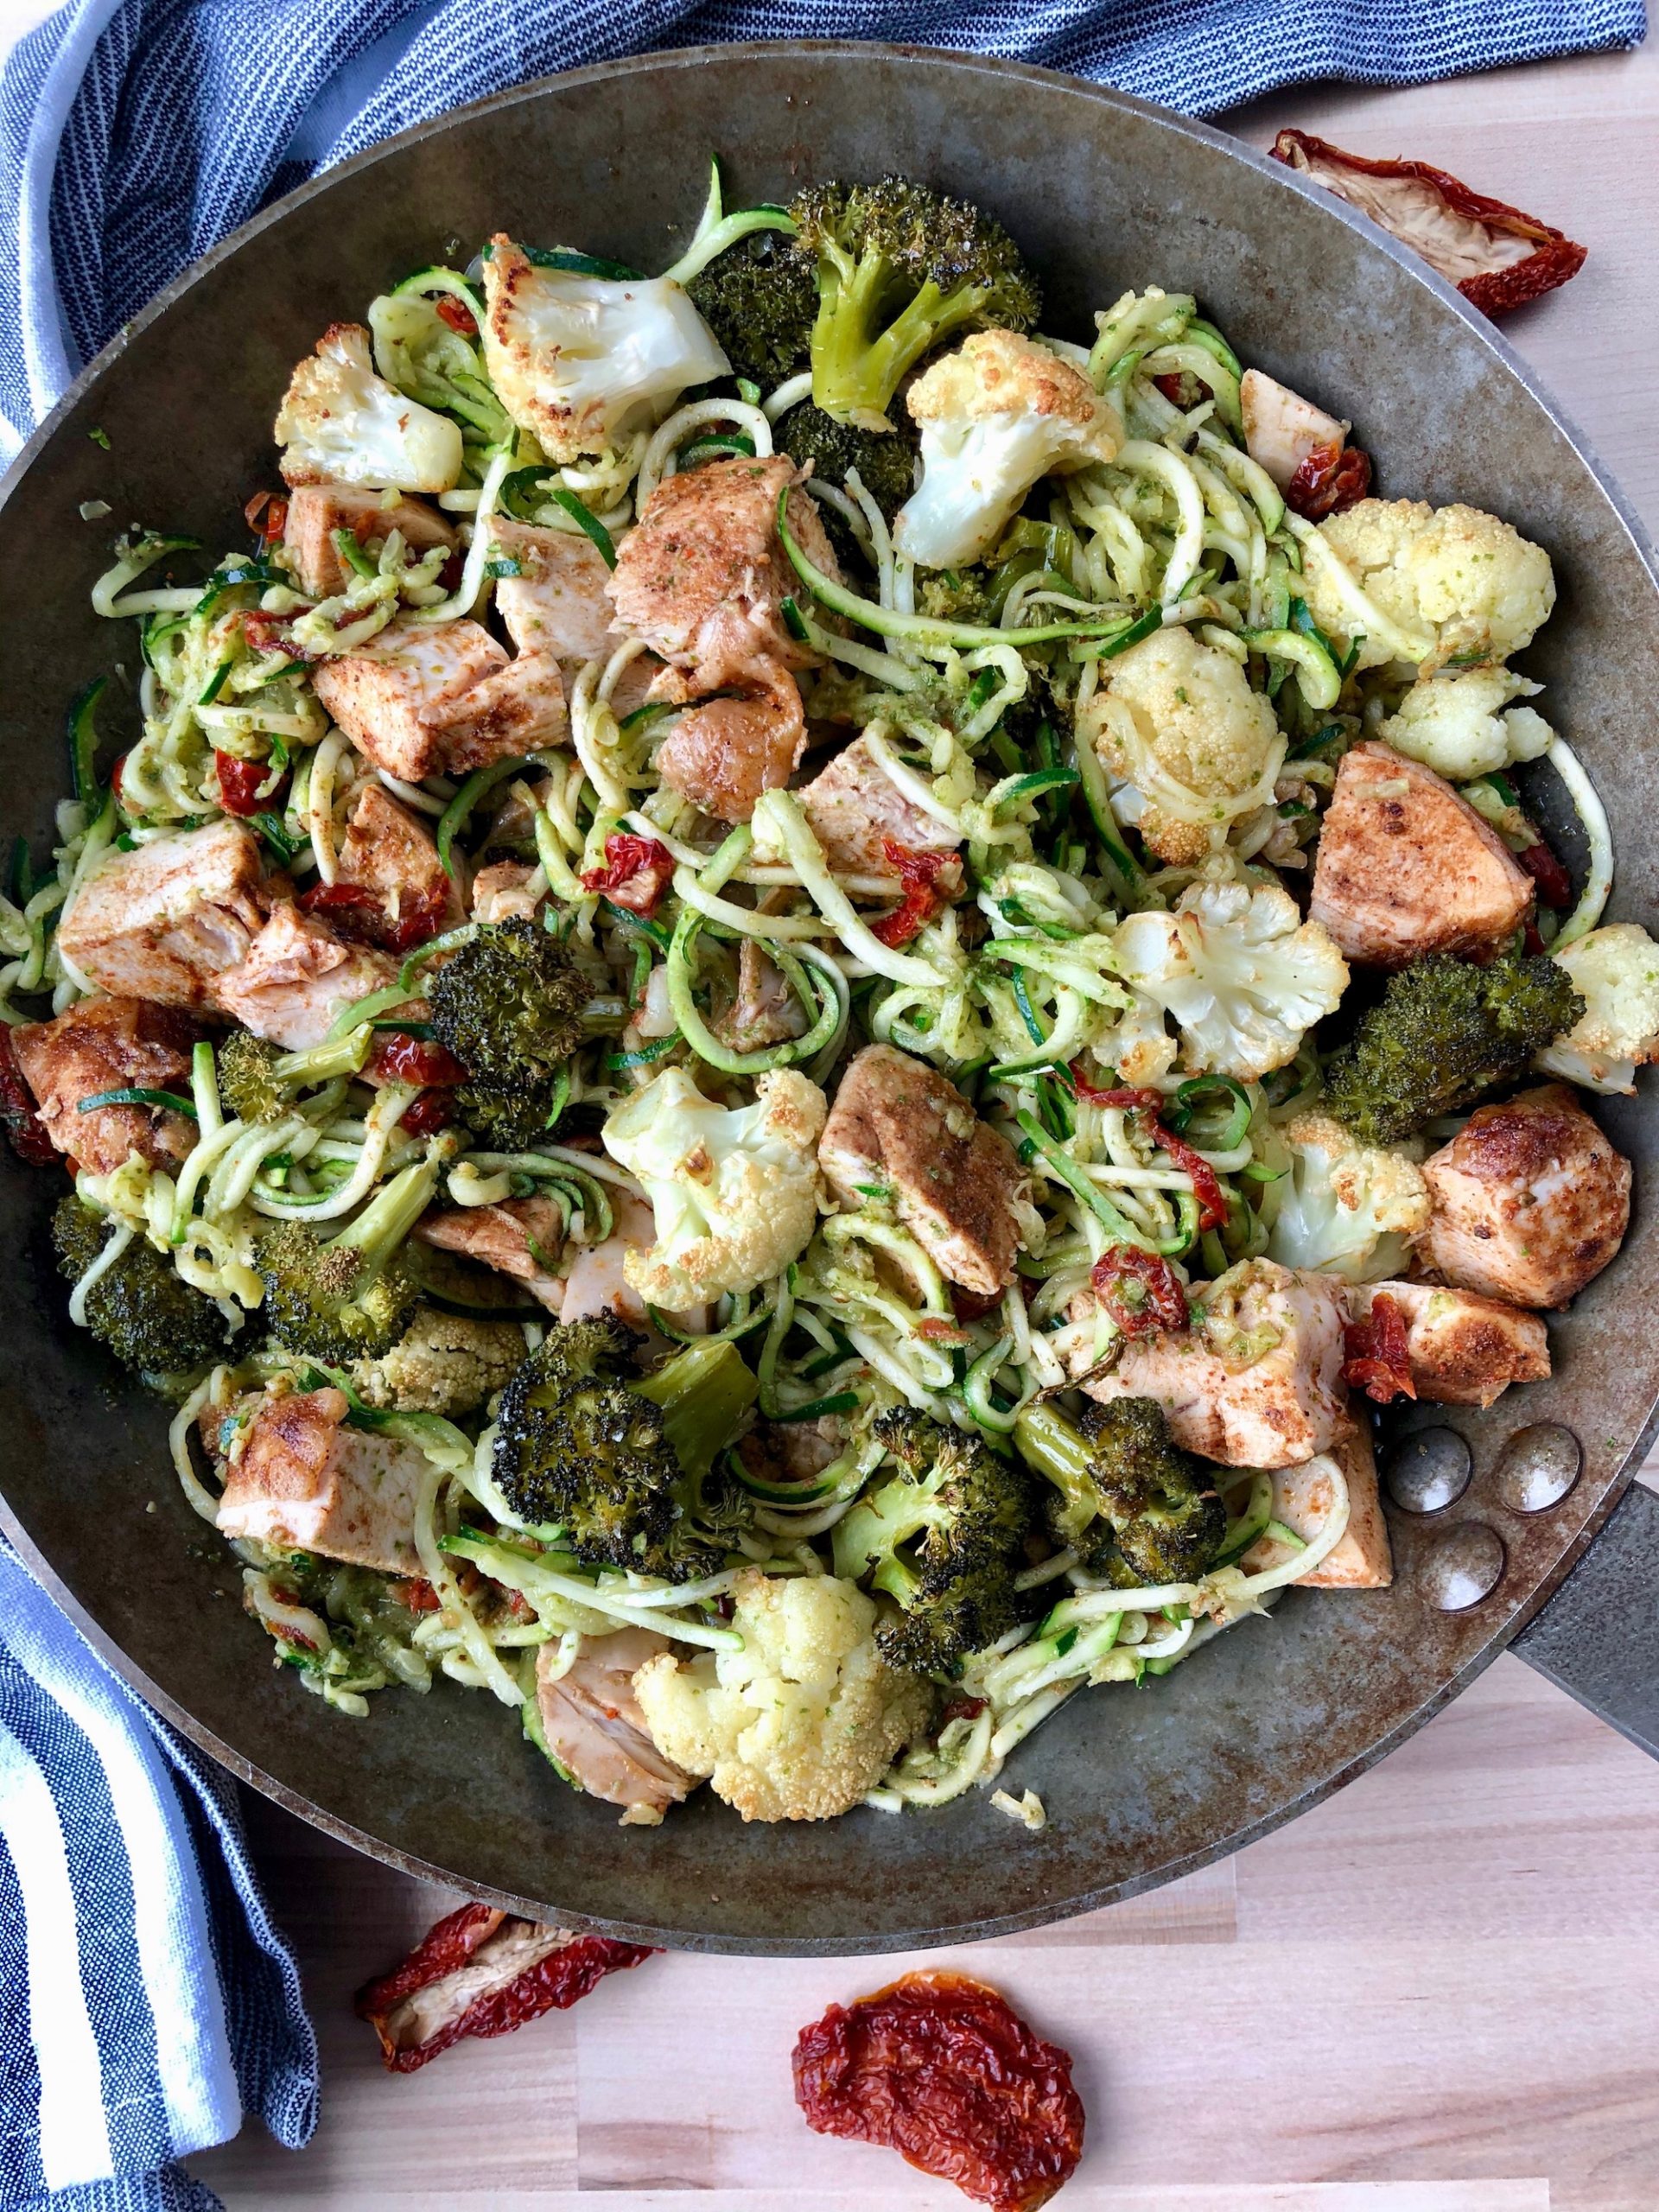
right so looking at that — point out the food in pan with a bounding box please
[1,161,1642,1827]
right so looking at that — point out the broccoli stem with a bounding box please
[811,264,988,431]
[631,1338,758,1484]
[1012,1402,1096,1533]
[327,1155,441,1283]
[273,1029,374,1084]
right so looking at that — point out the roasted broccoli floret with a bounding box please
[686,228,819,388]
[215,1027,283,1123]
[1322,944,1585,1145]
[489,1317,759,1580]
[428,918,588,1150]
[54,1196,232,1382]
[254,1154,439,1363]
[790,176,1041,433]
[831,1408,1034,1675]
[775,402,918,517]
[1014,1398,1226,1586]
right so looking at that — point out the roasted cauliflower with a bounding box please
[1300,498,1555,673]
[631,1570,931,1821]
[1262,1111,1431,1282]
[1535,922,1659,1094]
[346,1307,529,1417]
[1376,666,1554,782]
[274,322,463,493]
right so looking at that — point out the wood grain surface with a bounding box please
[8,20,1652,2207]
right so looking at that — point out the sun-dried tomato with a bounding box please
[0,1028,59,1166]
[1091,1244,1189,1337]
[1066,1065,1163,1112]
[111,753,128,804]
[244,489,289,544]
[580,832,675,917]
[298,879,450,957]
[873,841,955,948]
[401,1091,454,1136]
[396,1578,442,1613]
[940,1694,988,1727]
[1152,370,1200,409]
[435,295,479,338]
[793,1971,1085,2210]
[950,1282,1006,1324]
[366,1031,468,1090]
[1066,1066,1225,1230]
[242,609,308,660]
[917,1314,976,1346]
[1516,835,1573,911]
[1284,441,1373,521]
[437,550,466,594]
[213,749,282,818]
[1270,130,1586,317]
[1343,1290,1416,1404]
[355,1903,655,2072]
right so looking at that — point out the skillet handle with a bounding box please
[1512,1481,1659,1759]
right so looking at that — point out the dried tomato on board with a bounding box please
[435,295,479,338]
[355,1901,656,2073]
[213,749,281,818]
[0,1027,60,1166]
[872,841,956,948]
[1343,1289,1417,1405]
[1270,130,1586,317]
[1284,441,1372,521]
[580,832,675,917]
[792,1971,1085,2211]
[1090,1245,1189,1338]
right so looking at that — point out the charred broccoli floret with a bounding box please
[1014,1398,1225,1586]
[686,227,819,388]
[1322,944,1585,1145]
[254,1154,439,1363]
[489,1318,759,1580]
[774,402,918,516]
[790,176,1041,433]
[831,1408,1034,1675]
[428,918,588,1150]
[54,1196,232,1382]
[215,1027,283,1123]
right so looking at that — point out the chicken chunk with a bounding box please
[557,1190,659,1330]
[1239,367,1351,490]
[211,900,399,1052]
[11,996,200,1176]
[818,1044,1034,1297]
[57,821,266,1007]
[535,1630,696,1819]
[1084,1259,1351,1468]
[653,673,806,824]
[489,519,622,665]
[216,1385,424,1574]
[795,734,963,879]
[313,620,565,783]
[281,485,456,601]
[416,1197,567,1314]
[607,454,838,688]
[1310,741,1531,968]
[1419,1084,1630,1308]
[721,939,809,1053]
[470,860,543,926]
[1349,1280,1549,1408]
[334,783,465,943]
[1241,1425,1392,1590]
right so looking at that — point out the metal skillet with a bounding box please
[1,42,1656,1957]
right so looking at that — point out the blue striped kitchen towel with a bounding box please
[0,0,1648,452]
[0,1544,317,2212]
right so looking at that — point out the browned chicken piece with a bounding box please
[11,996,200,1175]
[607,454,838,687]
[1310,741,1531,968]
[1241,1425,1392,1590]
[490,518,622,665]
[211,900,400,1052]
[416,1196,568,1313]
[796,734,964,879]
[470,860,542,925]
[216,1385,425,1573]
[818,1043,1033,1297]
[654,671,805,824]
[334,783,466,940]
[56,821,266,1007]
[1349,1279,1550,1407]
[1419,1084,1630,1308]
[313,619,566,783]
[721,940,809,1053]
[534,1630,696,1819]
[556,1189,659,1329]
[281,486,457,601]
[1084,1260,1351,1468]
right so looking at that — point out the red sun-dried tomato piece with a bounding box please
[1090,1244,1190,1338]
[0,1027,60,1166]
[1284,441,1373,521]
[435,294,479,338]
[1065,1066,1226,1230]
[1066,1064,1163,1112]
[365,1030,468,1090]
[213,749,282,818]
[793,1971,1085,2210]
[1343,1290,1417,1404]
[950,1281,1007,1324]
[244,490,289,545]
[399,1091,454,1136]
[580,832,675,917]
[1151,370,1198,409]
[242,609,309,660]
[872,841,956,948]
[298,879,450,957]
[395,1578,442,1613]
[355,1904,655,2073]
[1516,834,1573,912]
[1270,130,1586,317]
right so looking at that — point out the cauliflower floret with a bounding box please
[1092,988,1179,1087]
[631,1570,930,1822]
[1077,626,1284,866]
[602,1066,827,1307]
[346,1308,529,1417]
[893,330,1121,569]
[1111,881,1349,1081]
[1376,666,1553,782]
[480,237,729,463]
[1535,923,1659,1095]
[274,323,463,493]
[1263,1111,1431,1282]
[1301,499,1555,673]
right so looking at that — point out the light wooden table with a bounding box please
[5,16,1654,2206]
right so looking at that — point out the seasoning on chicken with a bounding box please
[1241,1426,1392,1589]
[533,1629,696,1820]
[1083,1258,1351,1468]
[1310,741,1532,969]
[653,669,806,823]
[12,996,199,1174]
[330,782,465,945]
[489,518,622,665]
[819,1044,1035,1298]
[312,618,566,783]
[281,485,457,601]
[214,1384,427,1574]
[416,1196,568,1313]
[56,819,266,1007]
[1347,1280,1549,1407]
[469,859,543,925]
[1419,1083,1630,1308]
[795,734,964,879]
[212,900,401,1052]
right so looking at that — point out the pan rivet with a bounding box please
[1421,1521,1505,1611]
[1491,1423,1582,1513]
[1382,1427,1471,1514]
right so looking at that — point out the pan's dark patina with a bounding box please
[2,45,1656,1955]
